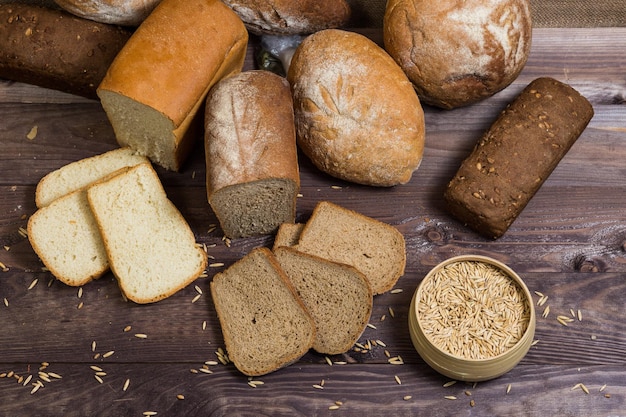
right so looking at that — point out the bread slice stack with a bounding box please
[28,149,206,302]
[210,201,404,376]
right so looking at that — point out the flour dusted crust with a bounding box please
[287,29,425,187]
[444,77,594,238]
[54,0,161,26]
[222,0,351,35]
[384,0,532,109]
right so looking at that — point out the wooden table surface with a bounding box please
[1,27,625,416]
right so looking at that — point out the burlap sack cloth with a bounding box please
[4,0,625,28]
[349,0,626,28]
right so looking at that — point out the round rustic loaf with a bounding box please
[287,29,425,187]
[54,0,161,26]
[221,0,351,35]
[383,0,532,109]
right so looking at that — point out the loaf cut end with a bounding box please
[210,179,298,239]
[274,247,373,355]
[28,190,108,287]
[87,163,207,303]
[98,91,179,171]
[210,247,315,376]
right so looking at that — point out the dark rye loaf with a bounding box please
[444,77,594,238]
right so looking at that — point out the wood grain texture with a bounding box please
[1,28,626,415]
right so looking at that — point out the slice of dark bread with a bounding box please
[210,247,315,376]
[274,246,373,355]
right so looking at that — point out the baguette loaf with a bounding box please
[296,201,406,295]
[54,0,161,26]
[274,246,373,355]
[87,163,207,303]
[444,77,594,238]
[205,70,299,238]
[28,188,108,286]
[36,147,148,208]
[97,0,248,171]
[0,3,131,99]
[221,0,351,35]
[287,29,425,186]
[210,247,315,376]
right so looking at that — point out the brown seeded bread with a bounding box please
[27,188,108,286]
[0,3,131,99]
[287,29,425,186]
[53,0,161,26]
[221,0,351,35]
[383,0,532,109]
[274,246,373,355]
[97,0,248,171]
[35,147,148,208]
[444,77,594,238]
[210,247,315,376]
[204,70,299,238]
[296,201,406,295]
[87,163,207,303]
[272,222,304,250]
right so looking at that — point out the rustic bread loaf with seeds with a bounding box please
[444,77,594,238]
[295,201,406,295]
[87,163,207,303]
[36,147,148,208]
[97,0,248,171]
[28,188,109,287]
[205,70,299,238]
[274,246,373,355]
[54,0,161,26]
[210,247,315,376]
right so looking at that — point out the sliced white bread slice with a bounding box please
[273,246,373,355]
[210,247,315,376]
[296,201,406,295]
[35,147,148,208]
[27,189,108,286]
[86,162,207,303]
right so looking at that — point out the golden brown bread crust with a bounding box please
[383,0,532,109]
[54,0,161,26]
[222,0,351,35]
[0,3,131,99]
[444,77,594,238]
[287,29,425,187]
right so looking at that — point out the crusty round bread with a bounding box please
[383,0,532,109]
[54,0,161,26]
[287,29,425,187]
[221,0,351,35]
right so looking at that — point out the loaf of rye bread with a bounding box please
[0,3,131,99]
[444,77,594,238]
[204,70,299,238]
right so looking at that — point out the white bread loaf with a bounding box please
[87,163,207,303]
[296,201,406,295]
[54,0,161,26]
[204,70,299,238]
[287,29,425,187]
[383,0,532,109]
[273,246,373,355]
[35,147,148,208]
[221,0,351,35]
[210,247,315,376]
[28,189,109,287]
[97,0,248,171]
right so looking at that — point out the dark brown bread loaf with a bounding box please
[444,77,594,238]
[0,3,131,99]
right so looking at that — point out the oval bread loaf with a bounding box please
[287,29,425,187]
[54,0,161,26]
[384,0,532,109]
[222,0,351,35]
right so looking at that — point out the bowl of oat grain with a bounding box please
[409,255,535,382]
